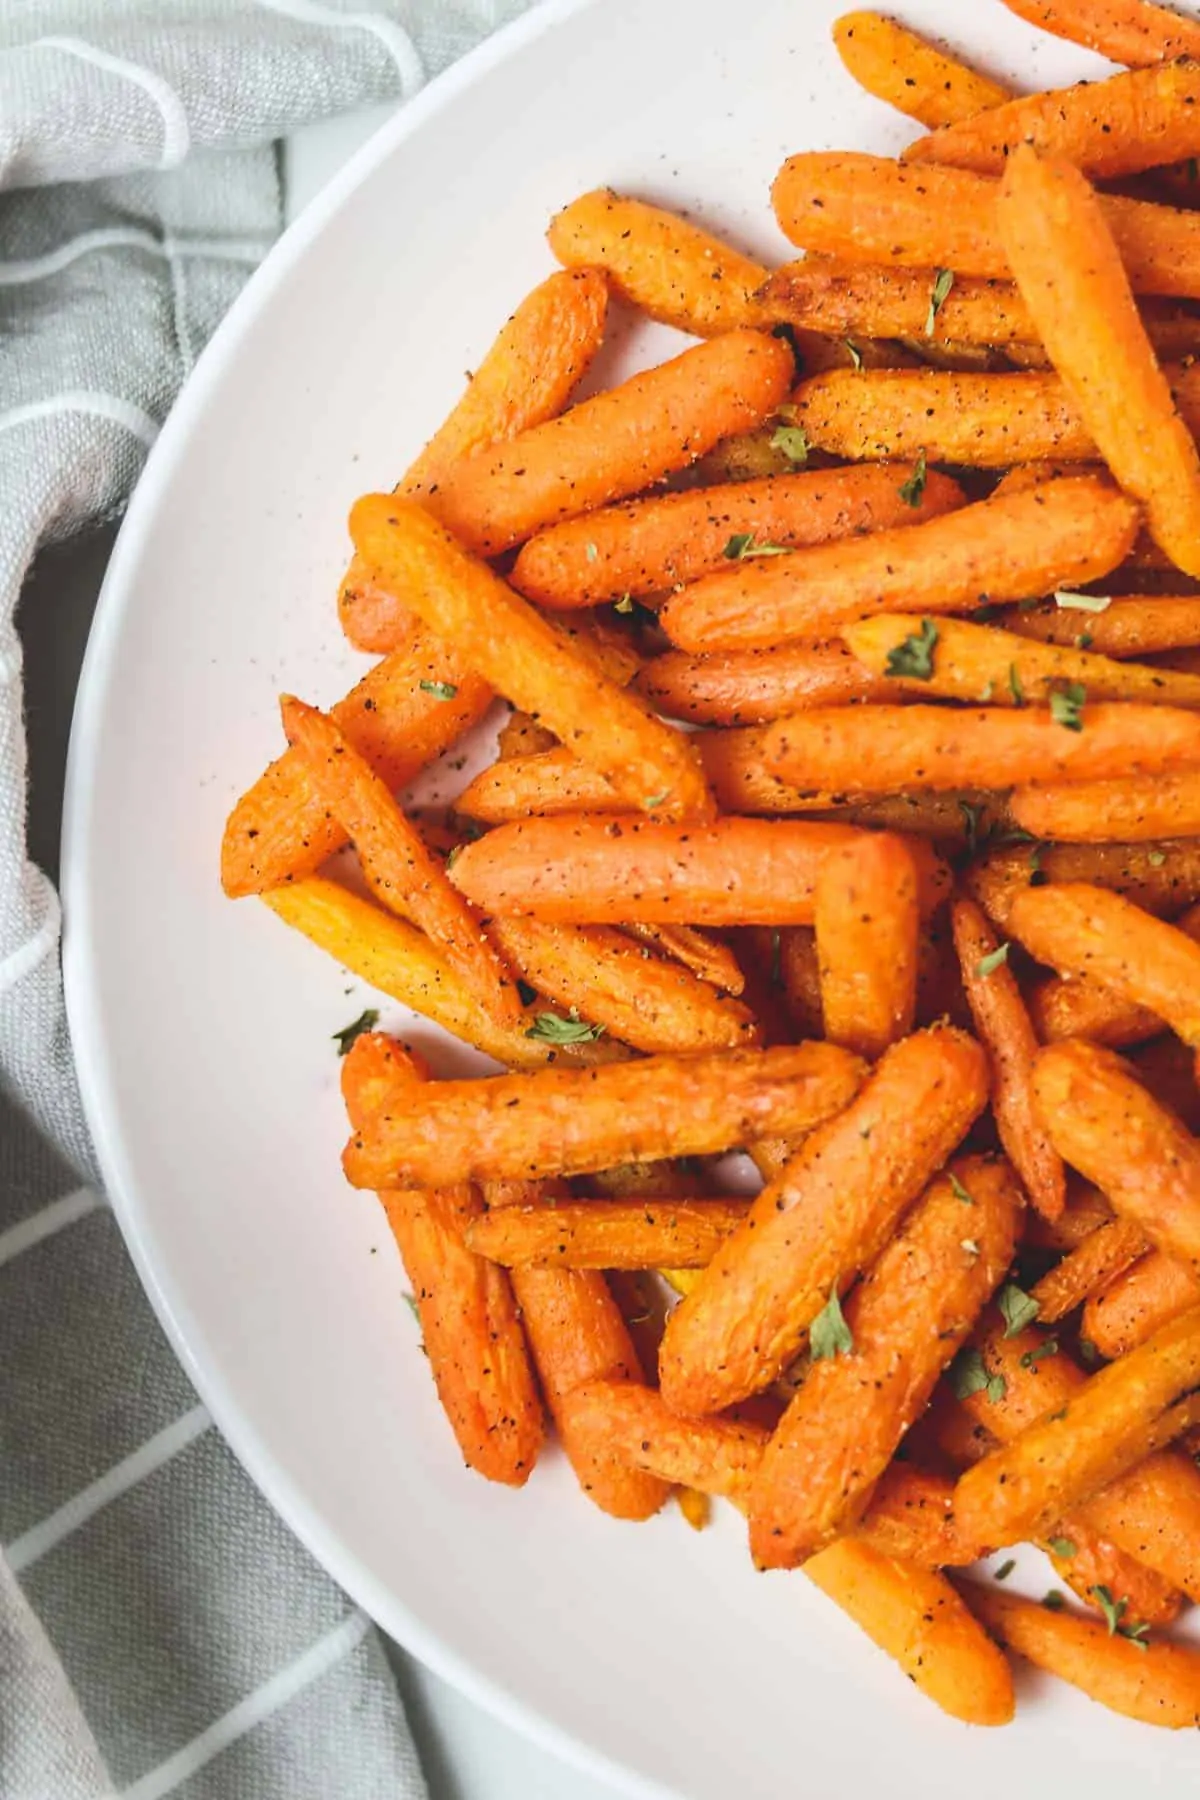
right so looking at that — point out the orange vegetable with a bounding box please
[963,1581,1200,1729]
[622,923,744,994]
[832,11,1011,127]
[954,1306,1200,1545]
[1013,771,1200,844]
[658,1025,989,1414]
[852,1463,987,1568]
[804,1541,1014,1726]
[1033,1039,1200,1277]
[1086,1251,1200,1359]
[1013,885,1200,1050]
[965,838,1200,931]
[448,816,952,925]
[658,476,1140,653]
[486,917,758,1054]
[998,0,1200,64]
[564,1379,770,1500]
[952,897,1066,1221]
[1032,1217,1151,1324]
[421,328,794,555]
[999,145,1200,576]
[349,496,713,822]
[546,189,767,335]
[465,1199,751,1270]
[814,832,920,1058]
[748,1157,1020,1568]
[342,1041,543,1487]
[1001,596,1200,660]
[509,463,963,610]
[771,151,1200,300]
[636,642,902,726]
[1031,976,1165,1050]
[766,702,1200,796]
[343,1041,866,1192]
[909,60,1200,180]
[220,638,493,898]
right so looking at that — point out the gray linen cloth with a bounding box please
[0,4,531,1796]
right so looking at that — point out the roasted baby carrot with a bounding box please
[1001,596,1200,660]
[1013,771,1200,843]
[421,328,794,555]
[748,1157,1020,1568]
[814,832,919,1059]
[1086,1251,1200,1360]
[486,917,758,1054]
[909,60,1200,179]
[636,642,902,726]
[1032,1217,1151,1325]
[844,615,1200,709]
[220,637,493,898]
[263,878,620,1071]
[833,11,1011,127]
[771,151,1200,300]
[349,496,712,822]
[1033,1040,1200,1276]
[557,1380,770,1500]
[766,703,1200,795]
[965,838,1200,930]
[952,897,1066,1221]
[1031,976,1165,1050]
[509,463,964,609]
[465,1199,751,1270]
[622,923,745,994]
[954,1307,1200,1545]
[658,477,1140,653]
[343,1041,866,1192]
[804,1541,1014,1725]
[998,0,1200,64]
[658,1025,989,1414]
[963,1581,1200,1729]
[448,816,952,925]
[546,189,767,335]
[999,145,1200,577]
[1013,886,1200,1049]
[280,697,522,1028]
[853,1464,986,1568]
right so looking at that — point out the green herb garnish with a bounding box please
[1054,590,1111,614]
[951,1347,1006,1404]
[525,1011,605,1045]
[899,450,928,508]
[1050,681,1087,732]
[926,267,955,335]
[332,1009,380,1056]
[998,1282,1040,1337]
[419,680,458,701]
[770,424,810,466]
[976,942,1011,978]
[885,617,939,679]
[810,1288,854,1361]
[724,532,792,560]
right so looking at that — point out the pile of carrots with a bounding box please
[224,0,1200,1733]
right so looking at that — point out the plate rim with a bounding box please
[59,2,676,1795]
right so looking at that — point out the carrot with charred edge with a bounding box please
[814,833,919,1059]
[349,497,712,823]
[622,924,745,995]
[421,328,794,556]
[1033,1040,1200,1277]
[509,464,965,610]
[465,1199,751,1270]
[964,839,1200,931]
[848,614,1200,711]
[636,643,903,727]
[962,1582,1200,1729]
[771,151,1200,300]
[958,1312,1200,1602]
[280,698,522,1028]
[343,1041,867,1192]
[766,703,1200,796]
[1005,596,1200,659]
[952,897,1066,1222]
[749,1157,1021,1569]
[833,11,1011,127]
[658,477,1140,654]
[1026,1183,1116,1254]
[220,638,493,898]
[1031,978,1165,1050]
[483,1182,669,1520]
[805,1542,1014,1725]
[1013,772,1200,843]
[486,917,758,1054]
[1034,1219,1152,1329]
[341,1040,543,1487]
[658,1025,989,1415]
[448,816,953,926]
[262,879,623,1071]
[1013,886,1200,1050]
[1000,146,1200,578]
[565,1380,771,1499]
[999,0,1200,64]
[1086,1252,1200,1359]
[954,1306,1200,1545]
[546,189,768,336]
[909,61,1200,180]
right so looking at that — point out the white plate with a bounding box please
[63,4,1191,1796]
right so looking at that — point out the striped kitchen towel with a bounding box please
[0,4,531,1797]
